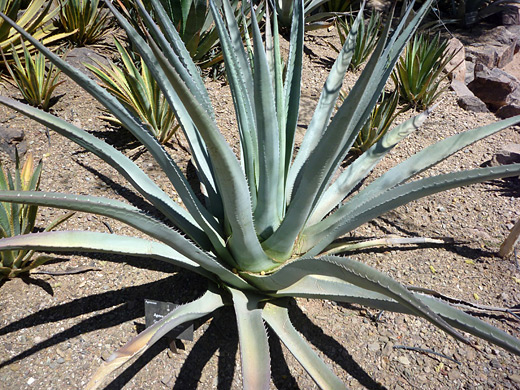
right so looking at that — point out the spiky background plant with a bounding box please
[0,152,72,280]
[2,41,63,110]
[86,38,179,144]
[391,32,455,110]
[1,0,520,389]
[0,0,69,58]
[56,0,113,46]
[331,8,381,70]
[339,88,400,156]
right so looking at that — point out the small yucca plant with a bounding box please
[2,42,63,110]
[391,32,455,110]
[0,0,520,389]
[56,0,113,46]
[0,152,72,280]
[332,8,381,70]
[86,38,179,144]
[0,0,70,59]
[339,88,400,156]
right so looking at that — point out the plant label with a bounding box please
[144,299,194,341]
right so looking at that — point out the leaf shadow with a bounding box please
[0,269,207,371]
[288,301,387,390]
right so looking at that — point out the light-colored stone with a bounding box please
[445,38,465,82]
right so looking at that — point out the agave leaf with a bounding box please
[105,0,274,271]
[0,230,208,274]
[93,4,230,257]
[249,0,281,237]
[285,0,365,201]
[262,300,345,389]
[0,191,252,289]
[276,275,520,356]
[246,255,470,344]
[310,115,520,238]
[209,0,258,205]
[280,0,304,181]
[305,163,520,255]
[0,11,219,245]
[308,106,433,225]
[0,95,211,246]
[264,0,430,260]
[230,288,271,390]
[87,287,225,390]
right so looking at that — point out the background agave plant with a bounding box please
[56,0,114,46]
[391,32,455,110]
[1,0,520,389]
[330,7,381,71]
[0,0,69,59]
[0,152,72,280]
[86,38,179,144]
[2,41,63,110]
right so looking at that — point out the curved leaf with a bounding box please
[87,287,225,390]
[230,288,271,390]
[263,300,345,389]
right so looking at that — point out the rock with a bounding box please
[508,374,520,384]
[465,61,476,84]
[490,143,520,166]
[367,342,379,352]
[445,38,465,82]
[496,89,520,118]
[501,4,520,25]
[397,355,410,365]
[64,47,110,79]
[0,126,26,159]
[448,369,462,380]
[451,80,489,113]
[468,65,520,110]
[462,26,518,68]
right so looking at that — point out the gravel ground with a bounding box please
[0,27,520,390]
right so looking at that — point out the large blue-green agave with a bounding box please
[0,0,519,388]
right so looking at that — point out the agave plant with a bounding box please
[331,8,381,71]
[86,38,179,144]
[0,152,72,280]
[1,0,520,389]
[56,0,114,46]
[0,0,69,58]
[2,41,63,110]
[339,88,400,156]
[391,32,455,110]
[117,0,256,69]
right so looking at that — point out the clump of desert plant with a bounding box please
[391,32,455,110]
[2,42,63,110]
[0,152,72,280]
[86,38,179,144]
[330,8,381,70]
[0,0,69,59]
[339,88,400,156]
[117,0,257,70]
[1,0,520,389]
[56,0,113,46]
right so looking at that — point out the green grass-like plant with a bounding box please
[391,32,455,110]
[56,0,113,46]
[2,42,63,110]
[340,88,401,156]
[0,0,70,59]
[0,152,72,280]
[331,8,381,70]
[86,38,179,144]
[0,0,520,388]
[118,0,253,69]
